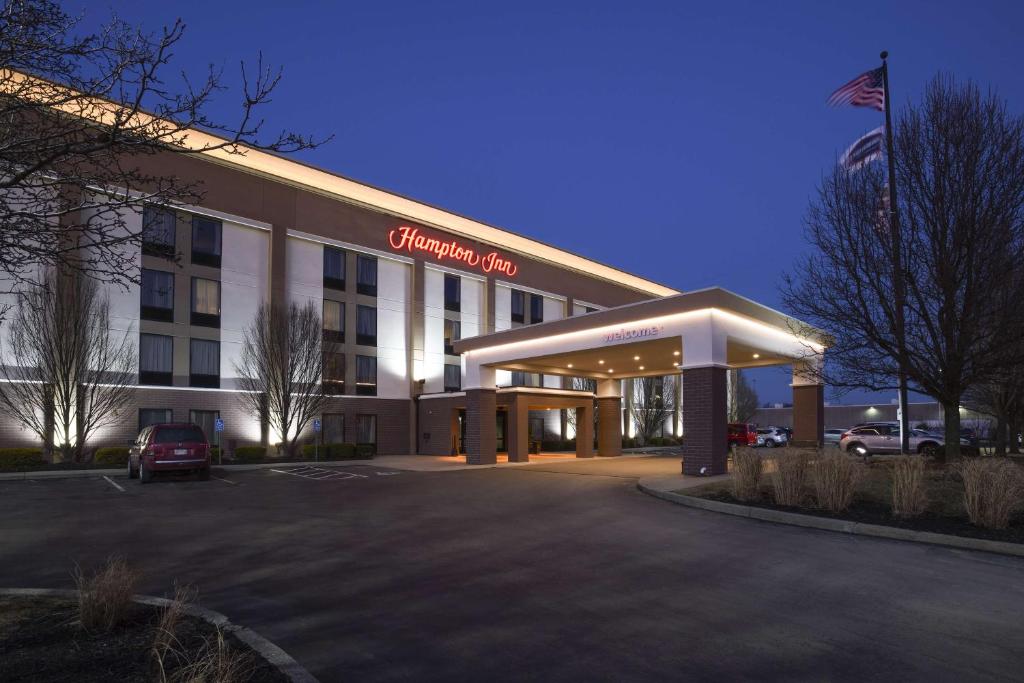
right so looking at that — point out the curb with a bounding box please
[0,459,376,481]
[0,588,318,683]
[636,480,1024,559]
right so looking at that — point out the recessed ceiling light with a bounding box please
[598,360,605,364]
[633,355,640,361]
[639,366,645,370]
[567,363,573,368]
[673,351,680,356]
[608,369,614,373]
[752,353,761,359]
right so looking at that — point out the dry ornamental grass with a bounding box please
[731,447,763,502]
[813,452,862,513]
[72,556,140,633]
[771,448,810,507]
[957,458,1024,529]
[892,456,929,517]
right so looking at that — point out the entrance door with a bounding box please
[457,409,466,454]
[529,415,544,446]
[496,411,507,452]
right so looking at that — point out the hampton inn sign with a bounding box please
[388,225,518,277]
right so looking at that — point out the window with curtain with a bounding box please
[444,364,461,392]
[139,408,172,431]
[323,246,346,290]
[189,338,220,388]
[323,351,345,394]
[530,293,544,324]
[356,254,377,296]
[355,355,376,396]
[140,269,174,322]
[356,414,377,446]
[191,216,222,267]
[444,274,461,312]
[189,410,220,442]
[511,289,525,323]
[142,205,176,257]
[323,413,345,444]
[356,305,376,346]
[190,278,220,327]
[139,334,173,385]
[444,318,460,356]
[323,300,344,342]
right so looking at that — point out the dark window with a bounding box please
[139,409,172,431]
[142,205,176,258]
[444,364,461,392]
[851,427,879,436]
[585,306,597,314]
[140,269,174,322]
[323,352,345,395]
[323,300,344,343]
[356,254,377,296]
[511,289,525,323]
[355,355,376,396]
[356,414,377,447]
[189,410,219,443]
[511,370,526,387]
[322,413,345,444]
[189,338,219,388]
[190,277,220,327]
[444,318,461,356]
[356,305,377,346]
[530,293,544,324]
[152,425,206,444]
[444,274,461,312]
[139,333,173,385]
[191,216,222,268]
[323,246,346,290]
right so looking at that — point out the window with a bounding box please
[851,427,880,436]
[323,246,346,290]
[510,371,539,387]
[190,278,220,327]
[323,300,344,343]
[511,289,525,323]
[355,355,376,396]
[323,413,345,444]
[357,254,377,296]
[356,305,377,346]
[323,351,346,395]
[444,364,461,392]
[140,269,174,322]
[189,410,220,443]
[443,318,461,356]
[142,206,176,258]
[139,333,173,385]
[530,293,544,324]
[189,338,219,388]
[444,274,461,312]
[356,414,377,448]
[585,306,597,314]
[191,216,222,268]
[139,408,172,431]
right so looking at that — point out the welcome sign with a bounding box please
[388,225,518,277]
[602,324,664,343]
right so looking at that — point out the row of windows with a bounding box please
[511,289,545,324]
[323,353,378,396]
[138,409,378,445]
[141,269,221,326]
[322,301,377,346]
[143,206,222,268]
[324,246,378,296]
[140,334,220,388]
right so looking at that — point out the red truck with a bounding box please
[727,423,758,448]
[128,423,211,483]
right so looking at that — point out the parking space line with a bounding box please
[102,476,125,493]
[269,467,369,481]
[212,476,238,486]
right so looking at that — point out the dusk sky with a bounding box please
[73,0,1024,405]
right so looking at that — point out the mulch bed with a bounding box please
[0,596,289,682]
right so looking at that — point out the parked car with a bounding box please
[839,424,966,457]
[756,427,788,448]
[824,428,846,446]
[128,423,211,483]
[727,423,758,448]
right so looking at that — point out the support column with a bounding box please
[597,379,622,457]
[575,404,595,458]
[792,359,825,448]
[464,361,497,464]
[508,396,530,462]
[681,366,728,476]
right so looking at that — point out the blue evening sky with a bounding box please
[73,0,1024,406]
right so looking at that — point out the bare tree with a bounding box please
[727,370,759,423]
[235,301,325,458]
[0,269,135,461]
[783,75,1024,458]
[0,0,323,299]
[631,375,677,444]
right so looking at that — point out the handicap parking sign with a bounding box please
[214,418,224,433]
[313,418,322,433]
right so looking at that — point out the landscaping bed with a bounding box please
[0,594,288,682]
[682,454,1024,545]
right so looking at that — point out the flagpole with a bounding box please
[880,50,910,454]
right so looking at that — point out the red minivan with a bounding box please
[727,423,758,448]
[128,423,211,483]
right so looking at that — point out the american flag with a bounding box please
[839,126,885,170]
[828,67,885,111]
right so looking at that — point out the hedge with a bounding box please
[93,447,130,466]
[0,448,46,471]
[355,443,376,459]
[232,446,267,462]
[300,442,363,460]
[540,439,577,452]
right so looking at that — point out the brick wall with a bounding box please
[791,384,824,447]
[597,397,622,456]
[464,389,496,465]
[418,395,460,456]
[681,366,727,476]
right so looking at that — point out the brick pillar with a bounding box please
[597,397,622,457]
[792,384,825,447]
[508,396,530,462]
[681,366,728,476]
[465,389,497,465]
[575,404,595,458]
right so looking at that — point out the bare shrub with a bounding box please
[72,556,140,632]
[156,629,255,683]
[732,448,763,502]
[153,583,198,674]
[892,456,929,517]
[957,458,1024,529]
[813,452,862,513]
[771,448,810,507]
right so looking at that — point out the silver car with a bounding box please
[839,425,959,456]
[756,427,788,448]
[824,428,846,447]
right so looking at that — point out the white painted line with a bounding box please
[102,476,125,492]
[212,476,238,486]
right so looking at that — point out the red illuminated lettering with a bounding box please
[387,225,516,276]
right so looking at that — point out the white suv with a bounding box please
[757,427,788,448]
